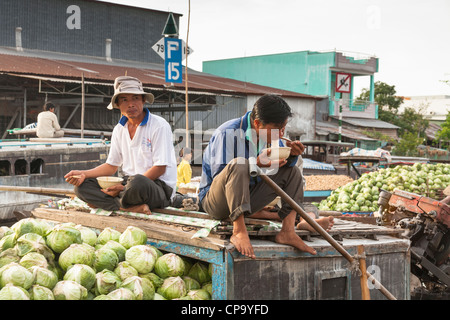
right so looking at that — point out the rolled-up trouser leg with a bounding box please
[202,157,252,221]
[119,174,172,210]
[74,178,121,211]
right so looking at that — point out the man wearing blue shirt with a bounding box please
[199,94,334,258]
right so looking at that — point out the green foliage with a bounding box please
[357,81,404,112]
[436,112,450,143]
[393,131,424,156]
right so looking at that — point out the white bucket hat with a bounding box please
[107,76,155,110]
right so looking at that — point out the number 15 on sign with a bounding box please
[164,38,183,83]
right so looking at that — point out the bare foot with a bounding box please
[297,216,334,233]
[275,230,317,255]
[120,204,151,215]
[230,232,256,259]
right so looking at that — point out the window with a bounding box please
[0,160,10,176]
[14,159,27,175]
[30,159,44,174]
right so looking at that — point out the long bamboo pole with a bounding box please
[0,186,75,195]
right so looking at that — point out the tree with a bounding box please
[435,111,450,147]
[356,81,432,155]
[356,81,404,123]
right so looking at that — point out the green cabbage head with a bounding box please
[120,276,155,300]
[53,280,88,300]
[0,262,34,289]
[154,253,185,279]
[63,264,96,290]
[0,283,30,300]
[125,245,157,274]
[119,226,147,249]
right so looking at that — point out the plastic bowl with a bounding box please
[96,176,123,189]
[264,147,291,161]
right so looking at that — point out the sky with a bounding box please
[100,0,450,98]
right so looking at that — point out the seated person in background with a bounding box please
[177,147,193,188]
[36,102,64,138]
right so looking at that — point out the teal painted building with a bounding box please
[203,50,379,120]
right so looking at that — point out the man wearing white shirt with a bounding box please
[36,102,64,138]
[65,76,177,214]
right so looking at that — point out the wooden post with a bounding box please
[358,245,371,300]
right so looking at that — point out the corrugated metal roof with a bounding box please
[0,52,319,99]
[316,121,377,141]
[334,117,400,129]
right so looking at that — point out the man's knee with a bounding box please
[127,174,149,188]
[228,157,249,174]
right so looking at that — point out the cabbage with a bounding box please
[119,226,147,249]
[29,284,55,300]
[114,261,138,281]
[140,272,164,289]
[74,225,98,246]
[121,276,155,300]
[125,245,157,274]
[30,266,58,289]
[0,233,17,251]
[0,248,20,268]
[96,227,121,245]
[94,269,122,296]
[102,240,127,261]
[63,264,96,290]
[153,292,167,300]
[53,280,88,300]
[15,233,55,261]
[46,224,83,253]
[157,276,186,300]
[187,289,211,300]
[58,243,95,271]
[19,252,48,269]
[318,163,450,212]
[107,288,136,300]
[183,276,201,290]
[182,257,193,276]
[202,282,212,296]
[0,226,12,239]
[10,218,48,237]
[0,283,30,300]
[187,262,211,285]
[154,253,185,278]
[93,294,112,300]
[94,248,119,272]
[0,262,34,289]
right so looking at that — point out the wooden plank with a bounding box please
[31,207,227,251]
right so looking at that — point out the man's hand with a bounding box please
[283,140,305,156]
[101,184,124,197]
[64,170,86,187]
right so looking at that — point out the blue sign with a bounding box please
[164,38,183,83]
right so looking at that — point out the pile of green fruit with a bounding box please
[0,218,212,300]
[316,163,450,212]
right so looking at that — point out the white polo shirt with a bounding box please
[106,108,177,196]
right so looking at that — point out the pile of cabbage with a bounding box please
[316,162,450,212]
[0,219,213,300]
